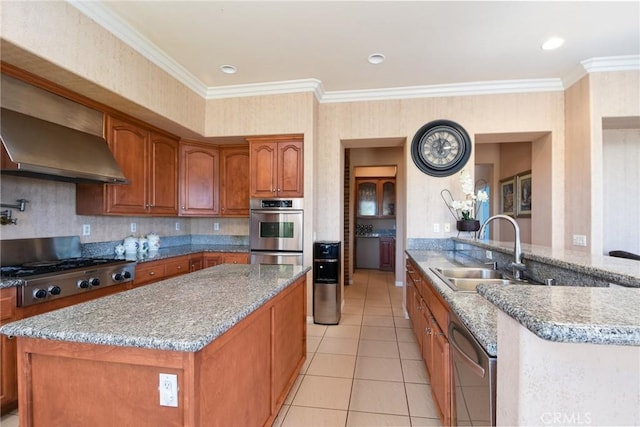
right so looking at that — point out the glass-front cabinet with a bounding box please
[356,178,395,218]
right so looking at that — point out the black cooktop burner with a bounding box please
[1,257,124,278]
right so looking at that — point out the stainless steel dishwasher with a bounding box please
[448,311,497,426]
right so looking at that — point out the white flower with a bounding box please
[477,190,489,203]
[441,170,489,221]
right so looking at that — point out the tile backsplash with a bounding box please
[0,176,249,242]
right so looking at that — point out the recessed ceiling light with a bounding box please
[541,37,565,51]
[220,65,237,74]
[368,53,386,65]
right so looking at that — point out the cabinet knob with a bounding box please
[425,327,432,335]
[177,265,182,270]
[181,206,186,209]
[149,271,155,276]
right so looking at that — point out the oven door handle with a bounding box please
[251,210,302,215]
[448,323,486,378]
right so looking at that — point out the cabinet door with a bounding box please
[180,142,219,216]
[220,147,250,216]
[0,290,17,412]
[190,254,204,272]
[106,116,149,214]
[148,133,178,215]
[379,238,395,271]
[356,180,378,216]
[249,141,277,198]
[276,140,303,197]
[203,254,223,268]
[381,180,396,217]
[432,324,451,426]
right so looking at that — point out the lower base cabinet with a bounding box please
[14,277,306,426]
[406,258,452,426]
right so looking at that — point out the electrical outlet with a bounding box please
[130,223,137,233]
[214,222,220,231]
[433,223,440,233]
[175,222,180,231]
[443,222,451,232]
[159,373,178,407]
[82,224,91,236]
[572,235,587,247]
[486,250,493,260]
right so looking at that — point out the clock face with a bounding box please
[411,120,472,177]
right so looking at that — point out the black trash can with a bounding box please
[313,241,341,325]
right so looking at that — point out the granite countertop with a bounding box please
[0,264,311,352]
[478,284,640,346]
[405,249,499,356]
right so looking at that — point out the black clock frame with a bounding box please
[411,119,472,177]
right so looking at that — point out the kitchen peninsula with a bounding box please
[406,237,640,426]
[0,263,310,427]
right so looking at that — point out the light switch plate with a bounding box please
[572,235,587,247]
[159,373,178,407]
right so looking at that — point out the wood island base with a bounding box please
[16,277,306,427]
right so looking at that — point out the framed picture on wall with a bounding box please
[500,177,515,216]
[516,171,532,217]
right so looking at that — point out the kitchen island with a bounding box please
[0,263,310,427]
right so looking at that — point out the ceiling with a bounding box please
[72,1,640,101]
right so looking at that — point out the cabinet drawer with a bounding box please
[428,291,449,338]
[164,256,190,277]
[134,262,165,285]
[222,253,249,264]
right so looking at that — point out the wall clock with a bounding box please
[411,119,472,177]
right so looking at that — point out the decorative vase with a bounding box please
[456,219,480,232]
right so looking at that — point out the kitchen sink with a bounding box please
[431,267,515,292]
[433,267,504,279]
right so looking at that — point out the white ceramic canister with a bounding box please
[146,232,160,251]
[137,236,148,253]
[123,236,138,254]
[114,244,125,256]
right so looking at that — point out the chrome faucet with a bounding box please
[478,214,526,280]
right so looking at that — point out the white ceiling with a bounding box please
[71,1,640,102]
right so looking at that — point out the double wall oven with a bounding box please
[250,198,303,265]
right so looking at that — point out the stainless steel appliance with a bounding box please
[313,241,341,325]
[0,236,135,307]
[449,311,497,426]
[250,198,303,264]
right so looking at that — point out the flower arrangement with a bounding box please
[441,170,489,222]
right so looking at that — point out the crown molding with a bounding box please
[205,79,323,100]
[68,1,638,104]
[67,0,209,98]
[581,55,640,73]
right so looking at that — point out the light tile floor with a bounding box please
[0,270,441,427]
[273,269,442,427]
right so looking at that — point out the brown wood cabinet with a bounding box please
[179,141,220,216]
[0,289,17,414]
[379,237,395,271]
[76,116,179,216]
[203,252,249,268]
[220,146,250,216]
[405,258,451,426]
[248,135,303,198]
[189,254,203,272]
[203,253,223,269]
[356,178,396,218]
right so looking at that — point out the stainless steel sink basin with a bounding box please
[434,267,504,279]
[431,267,514,292]
[447,277,515,292]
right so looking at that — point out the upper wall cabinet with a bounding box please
[76,116,179,216]
[247,135,303,198]
[220,146,250,216]
[179,141,220,216]
[356,178,396,218]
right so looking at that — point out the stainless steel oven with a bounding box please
[250,198,303,264]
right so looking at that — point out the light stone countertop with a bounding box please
[0,264,310,352]
[477,284,640,346]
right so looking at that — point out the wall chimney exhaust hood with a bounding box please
[1,108,128,184]
[0,73,128,184]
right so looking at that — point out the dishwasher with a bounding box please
[448,311,497,426]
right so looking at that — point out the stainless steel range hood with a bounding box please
[0,73,127,184]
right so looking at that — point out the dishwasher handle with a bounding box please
[448,322,486,378]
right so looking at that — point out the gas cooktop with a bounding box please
[1,257,125,279]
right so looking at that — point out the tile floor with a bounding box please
[0,269,440,427]
[273,269,441,427]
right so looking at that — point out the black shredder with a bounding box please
[313,241,341,325]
